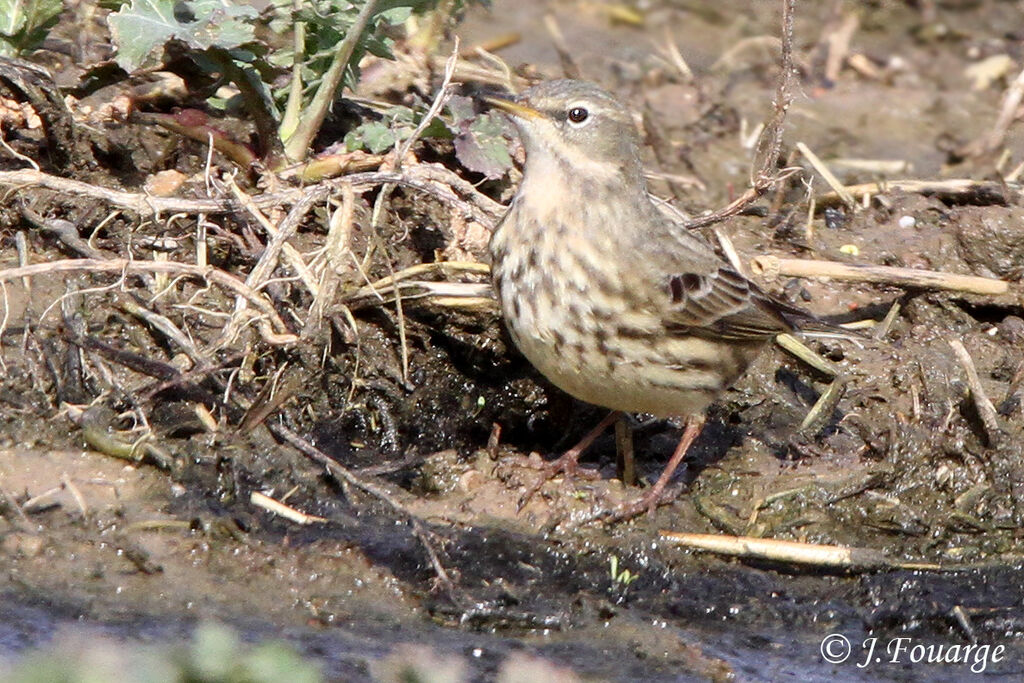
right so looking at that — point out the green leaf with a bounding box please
[108,0,259,71]
[0,0,62,57]
[454,112,514,179]
[345,121,397,153]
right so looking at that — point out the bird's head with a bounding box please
[484,79,643,183]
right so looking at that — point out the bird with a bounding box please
[485,79,828,523]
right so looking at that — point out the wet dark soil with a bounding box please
[3,1,1024,681]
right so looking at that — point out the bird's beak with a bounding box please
[482,95,543,121]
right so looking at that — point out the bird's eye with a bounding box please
[567,107,589,124]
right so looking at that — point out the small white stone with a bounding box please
[898,215,916,229]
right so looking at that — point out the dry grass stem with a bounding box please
[0,168,502,226]
[750,255,1010,296]
[458,33,521,57]
[229,178,320,296]
[115,294,212,371]
[250,491,328,525]
[544,14,582,79]
[796,142,856,208]
[659,531,942,571]
[815,178,1019,208]
[824,13,859,83]
[775,333,840,377]
[829,158,911,175]
[949,339,1003,447]
[975,64,1024,156]
[270,423,456,595]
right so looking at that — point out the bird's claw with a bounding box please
[597,485,682,525]
[516,454,600,511]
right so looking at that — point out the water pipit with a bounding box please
[486,79,824,523]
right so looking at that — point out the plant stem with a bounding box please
[207,47,283,162]
[283,0,383,162]
[279,0,306,144]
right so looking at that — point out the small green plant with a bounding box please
[609,554,639,588]
[105,0,475,168]
[0,0,62,57]
[447,94,515,179]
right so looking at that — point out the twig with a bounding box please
[0,259,298,344]
[775,332,840,377]
[714,228,744,274]
[341,262,492,310]
[971,65,1024,157]
[874,299,902,340]
[60,472,89,517]
[0,168,503,226]
[823,12,859,84]
[830,158,910,175]
[269,423,455,594]
[750,255,1010,296]
[229,178,320,296]
[61,329,182,382]
[395,40,460,172]
[659,531,942,571]
[370,43,461,385]
[682,0,797,230]
[458,33,521,57]
[344,280,494,311]
[656,27,693,81]
[347,261,490,293]
[949,339,1003,447]
[137,352,242,400]
[115,294,213,371]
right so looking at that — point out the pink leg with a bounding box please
[602,413,706,524]
[518,410,622,510]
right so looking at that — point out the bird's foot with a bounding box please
[517,450,601,511]
[515,411,622,512]
[590,413,705,525]
[598,485,681,525]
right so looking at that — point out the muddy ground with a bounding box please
[2,0,1024,681]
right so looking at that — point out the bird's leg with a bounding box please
[602,413,706,524]
[518,410,622,510]
[614,417,636,486]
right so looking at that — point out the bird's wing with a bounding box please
[665,265,799,341]
[644,224,799,342]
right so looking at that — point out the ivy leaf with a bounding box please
[108,0,259,71]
